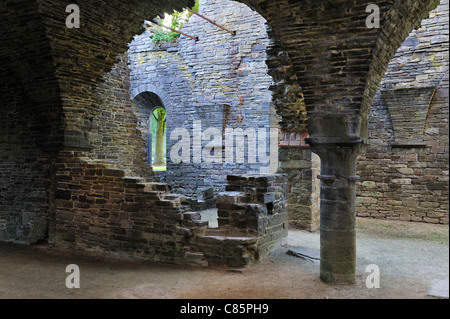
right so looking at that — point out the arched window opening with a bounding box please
[132,91,167,172]
[151,107,167,171]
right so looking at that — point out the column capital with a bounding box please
[305,136,367,161]
[305,137,367,148]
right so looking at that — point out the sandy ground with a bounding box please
[0,218,448,299]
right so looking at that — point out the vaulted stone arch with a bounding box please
[0,0,440,284]
[237,0,440,284]
[131,84,171,104]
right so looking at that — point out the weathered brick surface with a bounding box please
[381,87,437,146]
[357,0,449,224]
[240,0,440,140]
[53,151,194,264]
[89,53,153,180]
[279,146,321,231]
[51,150,287,267]
[189,174,288,265]
[0,149,50,244]
[128,0,276,201]
[218,174,288,258]
[0,0,442,271]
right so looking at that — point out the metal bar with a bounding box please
[186,8,236,35]
[155,22,199,41]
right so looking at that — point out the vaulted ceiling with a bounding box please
[0,0,439,150]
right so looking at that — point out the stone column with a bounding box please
[306,114,365,284]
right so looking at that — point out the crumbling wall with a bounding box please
[190,174,288,266]
[279,146,320,231]
[128,0,276,204]
[53,150,200,264]
[53,151,288,267]
[48,0,289,266]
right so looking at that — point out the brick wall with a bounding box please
[128,0,276,202]
[42,0,290,265]
[357,0,449,224]
[52,151,288,267]
[279,146,320,231]
[192,174,288,265]
[53,150,199,264]
[89,53,153,180]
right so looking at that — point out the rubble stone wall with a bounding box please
[357,0,449,224]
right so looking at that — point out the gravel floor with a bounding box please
[0,218,448,299]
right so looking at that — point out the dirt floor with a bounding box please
[0,218,448,299]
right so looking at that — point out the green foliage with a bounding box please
[191,0,200,16]
[149,0,199,46]
[152,108,167,167]
[152,108,167,131]
[151,28,180,45]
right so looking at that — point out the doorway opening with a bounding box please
[132,91,167,172]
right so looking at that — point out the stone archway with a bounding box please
[0,0,441,284]
[132,90,167,169]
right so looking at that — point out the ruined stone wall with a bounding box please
[128,0,276,202]
[192,174,288,265]
[357,0,449,224]
[0,0,65,244]
[279,146,320,232]
[263,24,319,231]
[88,53,153,180]
[52,151,288,267]
[31,0,288,266]
[52,150,199,264]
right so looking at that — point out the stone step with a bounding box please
[216,191,247,204]
[161,193,188,202]
[141,182,172,193]
[196,234,257,246]
[159,194,189,207]
[123,176,146,184]
[183,211,202,221]
[185,251,209,267]
[183,219,209,228]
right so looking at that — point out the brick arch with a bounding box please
[238,0,440,140]
[1,0,440,149]
[33,0,195,150]
[0,0,443,282]
[238,0,441,284]
[131,85,170,108]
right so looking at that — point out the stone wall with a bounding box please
[1,0,442,272]
[192,174,288,265]
[128,0,277,203]
[52,150,200,264]
[52,150,288,267]
[0,0,64,244]
[357,0,449,224]
[27,0,289,266]
[88,53,153,180]
[279,145,320,231]
[0,85,51,243]
[0,133,51,244]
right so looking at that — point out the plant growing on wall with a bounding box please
[149,0,199,46]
